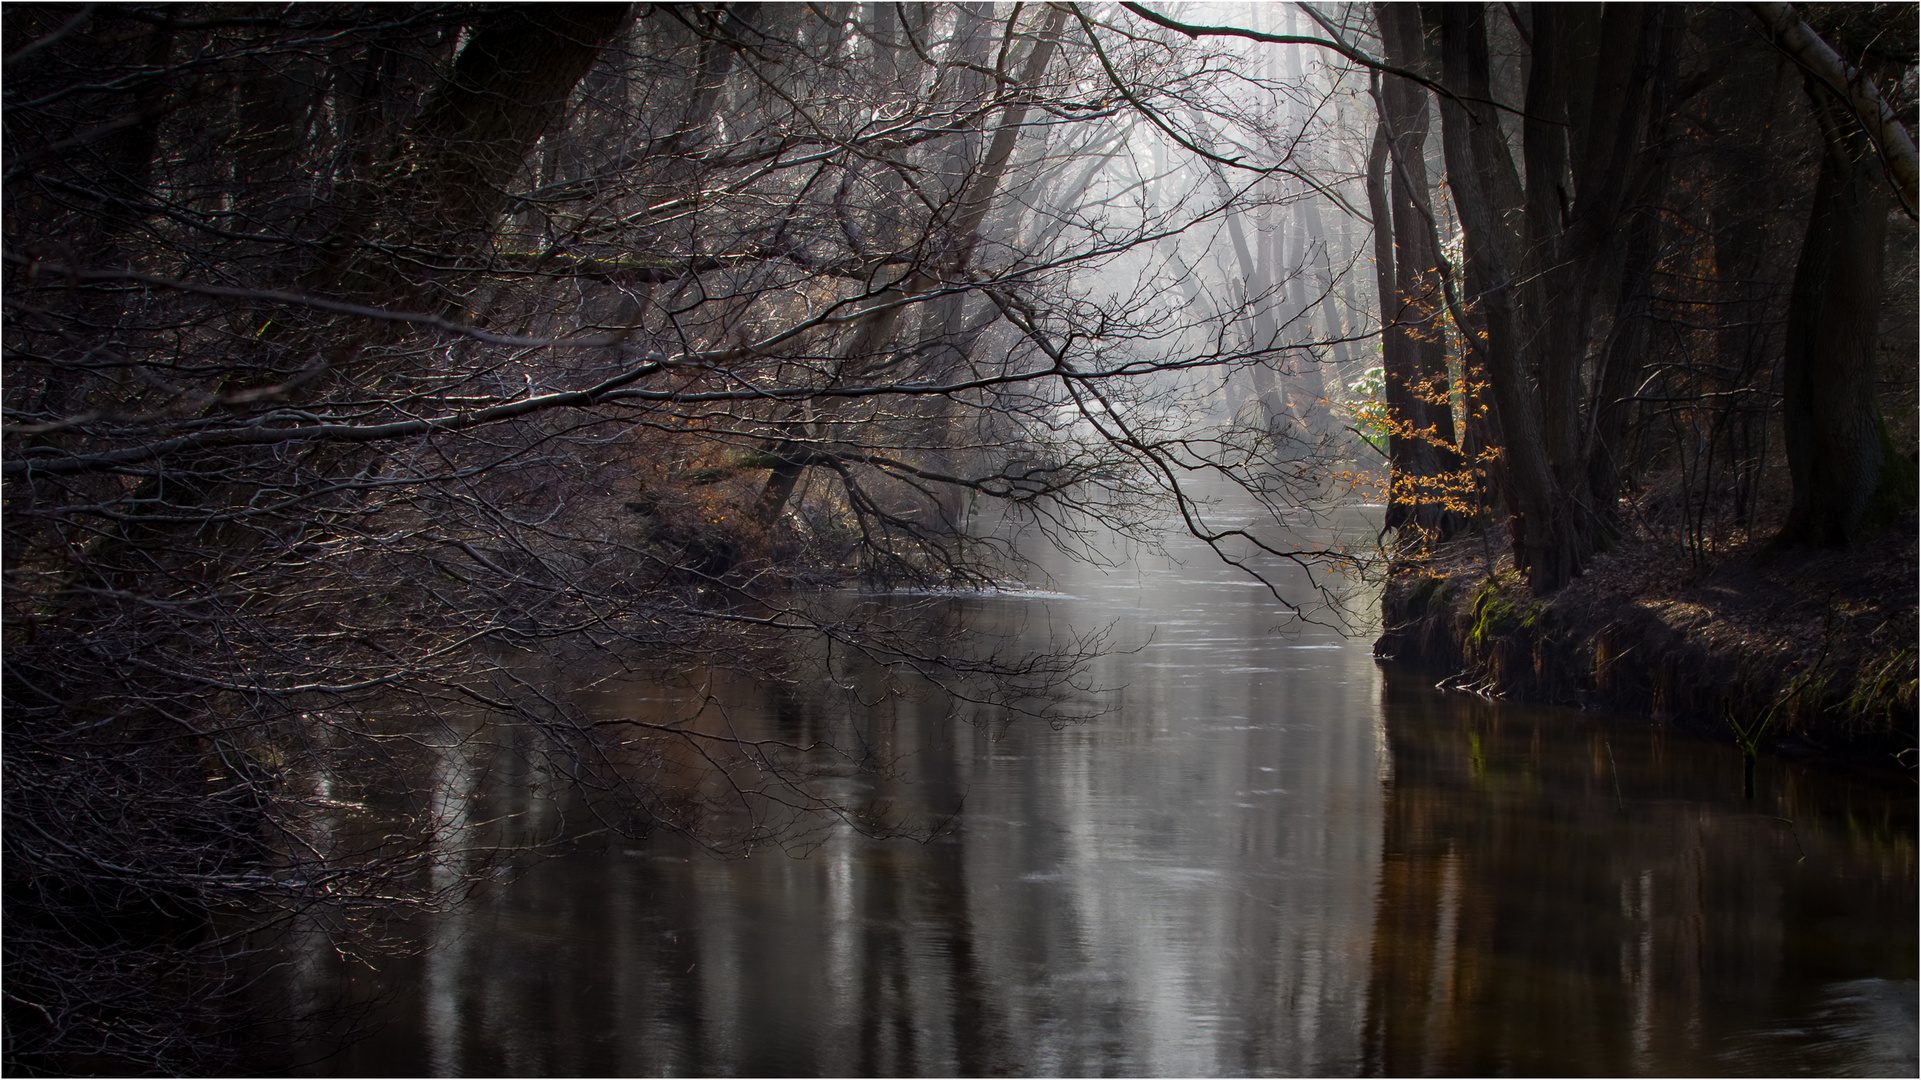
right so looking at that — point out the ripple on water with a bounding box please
[1716,978,1919,1076]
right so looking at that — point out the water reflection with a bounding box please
[276,524,1914,1077]
[1365,668,1916,1077]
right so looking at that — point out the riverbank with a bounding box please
[1374,524,1918,776]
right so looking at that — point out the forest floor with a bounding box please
[1375,511,1918,779]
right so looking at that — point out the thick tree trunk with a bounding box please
[1427,3,1674,592]
[1773,78,1907,547]
[1375,5,1463,543]
[1364,122,1398,400]
[1434,4,1572,591]
[1583,10,1682,521]
[1520,4,1584,479]
[322,4,634,308]
[1528,5,1654,493]
[60,6,633,599]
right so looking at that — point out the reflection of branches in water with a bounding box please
[565,589,1122,852]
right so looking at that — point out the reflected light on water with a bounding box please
[275,511,1915,1077]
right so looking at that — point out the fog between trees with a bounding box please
[3,3,1914,1071]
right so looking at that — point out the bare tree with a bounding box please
[3,4,1379,1070]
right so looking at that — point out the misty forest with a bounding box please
[3,2,1916,1075]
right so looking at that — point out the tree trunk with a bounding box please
[323,4,634,309]
[1205,156,1290,438]
[1375,5,1463,543]
[1298,196,1356,374]
[1773,73,1908,546]
[1583,9,1683,521]
[1427,2,1676,592]
[1748,2,1919,217]
[1364,121,1398,424]
[60,5,633,600]
[1434,3,1571,590]
[752,5,1067,530]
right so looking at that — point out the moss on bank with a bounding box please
[1375,533,1918,771]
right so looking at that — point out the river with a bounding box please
[274,509,1916,1077]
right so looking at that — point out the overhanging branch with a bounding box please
[1748,1,1919,218]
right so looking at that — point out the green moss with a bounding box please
[1466,576,1545,653]
[683,452,785,484]
[1405,574,1453,616]
[1864,412,1919,534]
[1465,579,1509,651]
[735,450,786,470]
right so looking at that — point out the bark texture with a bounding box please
[1774,70,1906,547]
[1430,3,1672,593]
[1748,1,1919,217]
[329,4,635,305]
[1374,4,1463,543]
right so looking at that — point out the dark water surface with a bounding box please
[282,518,1916,1077]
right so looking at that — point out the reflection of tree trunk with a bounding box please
[1773,73,1907,546]
[913,714,1008,1075]
[857,851,915,1074]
